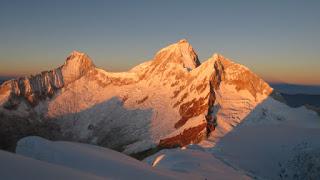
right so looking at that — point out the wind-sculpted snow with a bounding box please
[144,145,250,180]
[0,39,273,154]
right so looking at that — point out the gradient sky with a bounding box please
[0,0,319,85]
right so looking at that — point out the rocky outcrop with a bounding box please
[159,123,207,148]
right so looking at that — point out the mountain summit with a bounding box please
[0,40,272,154]
[62,51,95,84]
[153,39,200,70]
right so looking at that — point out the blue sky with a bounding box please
[0,0,319,85]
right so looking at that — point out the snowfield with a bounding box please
[14,136,195,180]
[210,97,320,180]
[10,136,252,180]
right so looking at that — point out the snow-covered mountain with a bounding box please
[1,39,320,179]
[0,39,306,156]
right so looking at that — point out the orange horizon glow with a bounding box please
[1,66,319,86]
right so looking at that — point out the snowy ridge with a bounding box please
[0,51,95,108]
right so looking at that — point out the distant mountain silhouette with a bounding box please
[280,93,320,107]
[270,83,320,95]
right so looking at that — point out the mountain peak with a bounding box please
[153,39,200,70]
[65,50,91,63]
[70,50,85,57]
[212,53,229,62]
[211,53,234,69]
[212,53,220,60]
[61,51,95,84]
[178,39,188,43]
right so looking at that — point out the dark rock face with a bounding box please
[159,59,223,148]
[0,113,62,151]
[159,123,207,148]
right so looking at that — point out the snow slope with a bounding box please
[0,150,104,180]
[210,97,320,179]
[143,97,320,179]
[15,136,198,180]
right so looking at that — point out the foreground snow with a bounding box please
[212,124,320,179]
[14,136,196,180]
[145,146,251,180]
[11,136,252,180]
[0,150,103,180]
